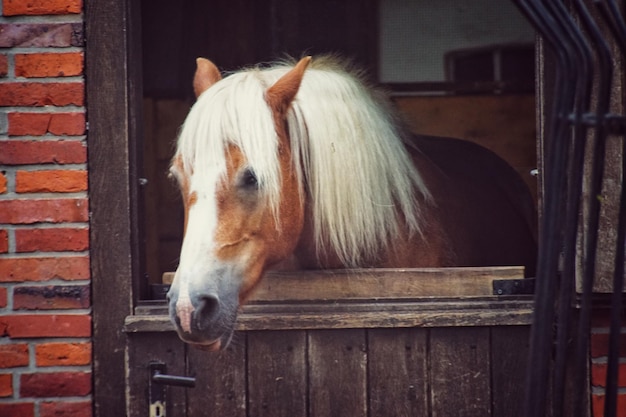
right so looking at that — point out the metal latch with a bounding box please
[492,278,536,295]
[149,362,196,417]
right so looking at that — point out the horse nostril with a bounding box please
[195,294,220,328]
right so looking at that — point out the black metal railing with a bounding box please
[512,1,626,416]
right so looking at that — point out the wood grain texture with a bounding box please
[186,336,247,417]
[162,266,525,298]
[491,326,531,417]
[254,267,525,300]
[125,322,533,417]
[430,327,492,417]
[86,0,141,416]
[308,329,368,417]
[247,330,307,417]
[394,94,537,201]
[368,328,429,417]
[128,271,533,417]
[126,333,186,417]
[126,297,534,332]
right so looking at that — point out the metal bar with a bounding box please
[512,2,574,416]
[514,1,624,416]
[549,2,595,414]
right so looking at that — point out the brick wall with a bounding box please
[0,1,91,417]
[591,311,626,417]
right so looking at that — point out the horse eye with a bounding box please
[240,169,258,188]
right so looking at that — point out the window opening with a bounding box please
[138,0,536,301]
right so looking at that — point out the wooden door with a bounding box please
[125,267,534,417]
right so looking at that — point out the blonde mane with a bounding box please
[175,56,430,267]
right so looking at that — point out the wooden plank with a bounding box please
[186,334,247,417]
[163,266,525,299]
[126,333,187,417]
[308,329,368,417]
[238,305,533,330]
[125,297,533,333]
[125,298,534,332]
[368,328,429,417]
[394,94,537,201]
[429,327,492,417]
[490,326,531,417]
[247,330,307,417]
[186,335,247,417]
[86,0,142,416]
[142,97,161,284]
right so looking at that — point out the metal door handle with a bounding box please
[152,370,196,387]
[148,362,195,417]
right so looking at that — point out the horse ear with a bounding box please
[266,56,312,115]
[193,58,222,98]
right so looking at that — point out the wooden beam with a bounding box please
[86,0,143,416]
[125,297,533,332]
[162,266,525,300]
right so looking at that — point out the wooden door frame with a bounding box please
[85,0,143,415]
[83,2,551,416]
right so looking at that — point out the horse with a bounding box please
[166,55,537,351]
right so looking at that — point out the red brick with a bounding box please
[0,343,29,368]
[1,314,91,338]
[0,373,12,397]
[15,227,89,253]
[0,256,90,283]
[0,173,7,194]
[41,400,92,417]
[0,54,8,77]
[0,403,35,417]
[15,52,83,78]
[20,372,91,397]
[36,342,91,366]
[0,82,83,106]
[8,113,49,135]
[591,332,626,358]
[49,113,86,135]
[0,198,88,224]
[0,230,8,253]
[8,112,86,136]
[14,285,90,310]
[0,140,87,165]
[3,0,82,16]
[0,23,83,48]
[0,287,7,307]
[16,170,88,193]
[592,393,626,417]
[591,362,626,387]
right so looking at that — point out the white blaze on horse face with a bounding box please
[173,167,237,333]
[175,279,193,333]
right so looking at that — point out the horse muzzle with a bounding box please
[167,284,239,350]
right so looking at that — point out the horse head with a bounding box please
[166,57,311,350]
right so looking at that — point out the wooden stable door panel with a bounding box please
[126,332,186,417]
[490,326,531,417]
[367,328,429,417]
[186,341,246,417]
[430,327,493,417]
[126,325,532,417]
[308,329,368,417]
[247,330,307,417]
[126,268,533,417]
